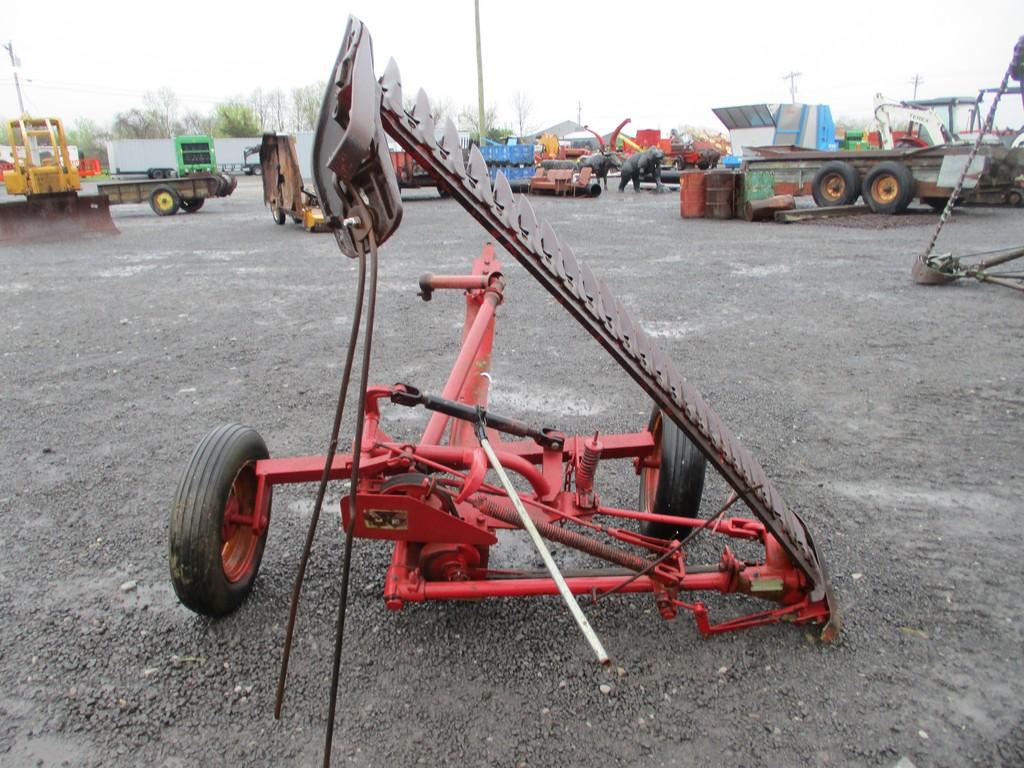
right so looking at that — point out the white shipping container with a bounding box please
[106,132,318,178]
[213,137,260,167]
[294,132,314,179]
[106,139,176,175]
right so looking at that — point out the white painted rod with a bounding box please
[477,435,610,665]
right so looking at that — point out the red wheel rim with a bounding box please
[221,462,260,583]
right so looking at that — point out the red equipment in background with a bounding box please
[77,158,102,177]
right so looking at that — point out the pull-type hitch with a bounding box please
[168,16,839,766]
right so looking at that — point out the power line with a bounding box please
[3,41,25,114]
[0,77,225,103]
[782,71,798,103]
[910,74,924,99]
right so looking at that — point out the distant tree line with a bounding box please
[6,83,327,164]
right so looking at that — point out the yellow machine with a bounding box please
[0,116,116,244]
[3,117,81,194]
[537,132,560,159]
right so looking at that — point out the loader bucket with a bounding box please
[911,255,959,285]
[0,192,119,245]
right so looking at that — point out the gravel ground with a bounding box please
[1,177,1022,768]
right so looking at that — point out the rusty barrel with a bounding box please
[704,170,737,219]
[679,170,705,218]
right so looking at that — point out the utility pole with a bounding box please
[910,74,924,99]
[576,101,582,126]
[782,71,801,104]
[3,41,25,115]
[473,0,485,139]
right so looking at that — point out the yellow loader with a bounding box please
[0,117,118,244]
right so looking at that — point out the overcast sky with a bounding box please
[2,1,1023,135]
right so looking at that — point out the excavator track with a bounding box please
[313,17,839,641]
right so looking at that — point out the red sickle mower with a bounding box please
[168,16,839,763]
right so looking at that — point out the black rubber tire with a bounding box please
[291,216,302,224]
[271,204,286,225]
[638,406,706,540]
[1006,189,1023,207]
[169,424,270,617]
[862,161,915,214]
[180,197,204,213]
[149,186,181,216]
[811,161,860,207]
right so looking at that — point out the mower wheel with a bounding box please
[169,424,270,617]
[271,203,286,225]
[149,186,181,216]
[638,406,706,540]
[180,197,204,213]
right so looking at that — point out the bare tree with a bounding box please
[249,88,269,132]
[291,82,324,131]
[267,89,287,133]
[179,110,216,136]
[458,103,500,139]
[510,91,533,138]
[144,87,179,137]
[111,108,164,139]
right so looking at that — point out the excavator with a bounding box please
[872,94,954,149]
[0,116,117,244]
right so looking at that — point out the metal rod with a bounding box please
[275,236,367,720]
[975,245,1024,270]
[323,228,379,768]
[476,431,610,665]
[920,54,1015,263]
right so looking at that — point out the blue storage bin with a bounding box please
[508,144,533,165]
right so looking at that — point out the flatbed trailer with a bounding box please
[742,144,1022,212]
[95,173,237,216]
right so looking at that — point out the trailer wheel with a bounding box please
[811,161,860,207]
[169,424,271,617]
[638,406,706,540]
[180,197,205,213]
[1006,189,1023,207]
[862,161,915,214]
[150,186,181,216]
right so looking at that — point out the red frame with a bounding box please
[249,244,830,637]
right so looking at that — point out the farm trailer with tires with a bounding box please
[742,144,1023,213]
[95,173,237,216]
